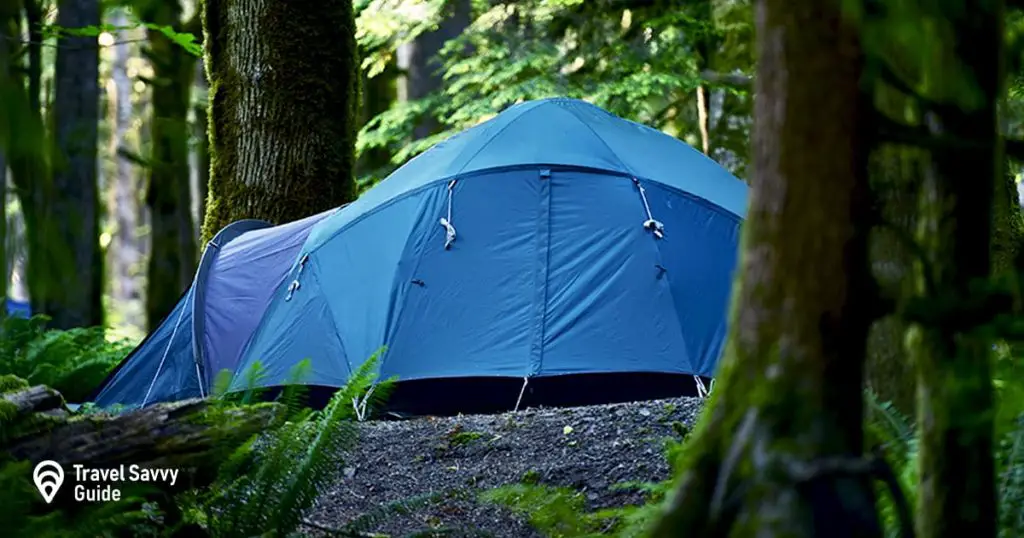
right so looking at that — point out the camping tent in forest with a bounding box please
[91,97,748,415]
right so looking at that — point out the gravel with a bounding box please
[303,396,705,537]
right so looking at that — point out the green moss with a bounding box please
[449,430,483,447]
[200,0,358,243]
[0,400,18,425]
[0,375,28,394]
[521,469,542,485]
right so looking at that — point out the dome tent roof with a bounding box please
[303,97,747,254]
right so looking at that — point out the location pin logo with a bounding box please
[33,460,64,504]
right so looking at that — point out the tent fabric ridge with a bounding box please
[557,101,637,177]
[307,258,356,379]
[190,218,274,390]
[449,100,548,178]
[376,187,448,371]
[306,164,742,261]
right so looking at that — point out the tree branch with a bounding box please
[700,69,753,88]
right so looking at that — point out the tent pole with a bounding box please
[141,284,194,407]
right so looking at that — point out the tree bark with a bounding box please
[651,1,880,536]
[47,0,103,329]
[1,0,47,317]
[356,58,398,180]
[108,7,145,330]
[865,94,924,414]
[199,0,360,243]
[905,3,1003,537]
[143,3,198,329]
[193,59,211,228]
[398,0,471,139]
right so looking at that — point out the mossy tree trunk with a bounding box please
[47,0,103,329]
[199,0,359,243]
[141,1,199,329]
[0,0,51,320]
[864,80,927,413]
[904,2,1003,536]
[194,60,211,226]
[651,1,881,536]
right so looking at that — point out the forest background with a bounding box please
[2,1,1024,537]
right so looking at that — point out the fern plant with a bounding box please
[0,314,132,402]
[179,350,395,538]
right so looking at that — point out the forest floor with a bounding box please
[303,396,705,537]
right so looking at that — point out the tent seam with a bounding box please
[379,188,448,374]
[449,100,548,178]
[308,257,355,378]
[555,101,638,178]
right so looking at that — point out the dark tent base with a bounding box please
[254,372,710,418]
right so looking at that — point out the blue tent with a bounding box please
[92,97,747,412]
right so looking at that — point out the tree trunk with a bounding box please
[865,95,924,414]
[398,0,471,139]
[2,0,53,320]
[199,0,360,243]
[905,3,1003,537]
[47,0,103,329]
[0,15,7,311]
[690,0,718,156]
[143,3,198,329]
[992,166,1023,273]
[193,59,210,229]
[651,1,880,536]
[355,58,398,181]
[108,7,145,330]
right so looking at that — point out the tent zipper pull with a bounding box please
[439,179,458,249]
[285,254,309,301]
[631,177,664,239]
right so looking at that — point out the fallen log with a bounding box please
[1,383,282,507]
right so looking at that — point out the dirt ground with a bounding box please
[304,396,705,537]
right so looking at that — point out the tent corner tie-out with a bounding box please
[631,177,665,239]
[439,179,458,250]
[694,375,714,398]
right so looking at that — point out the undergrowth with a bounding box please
[481,390,1024,538]
[0,314,131,401]
[174,350,394,537]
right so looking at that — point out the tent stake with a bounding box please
[513,376,529,412]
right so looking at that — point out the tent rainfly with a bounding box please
[91,97,748,414]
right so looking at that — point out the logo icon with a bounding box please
[33,460,64,504]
